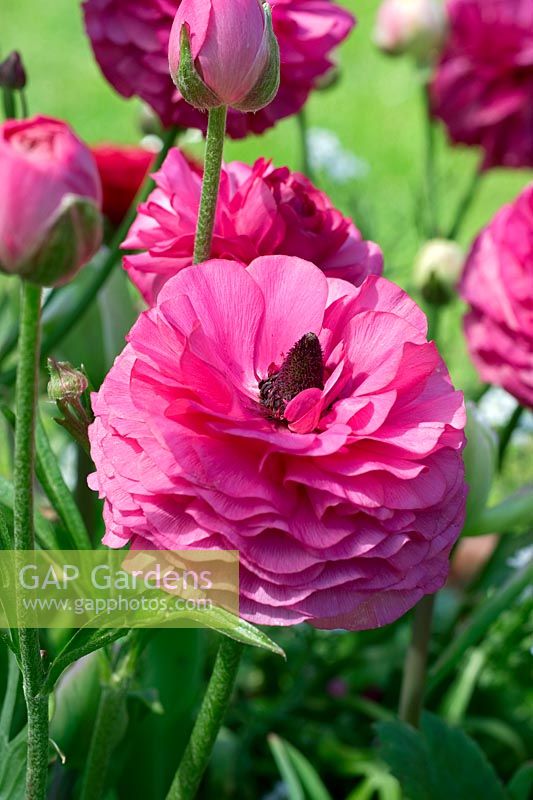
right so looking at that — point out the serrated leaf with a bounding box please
[376,712,507,800]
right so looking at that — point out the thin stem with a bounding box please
[14,281,48,799]
[422,85,438,238]
[0,126,178,376]
[498,405,524,471]
[297,108,314,181]
[2,87,16,119]
[447,162,483,240]
[0,650,20,739]
[80,636,142,800]
[193,105,227,264]
[79,682,127,800]
[166,637,243,800]
[398,594,435,728]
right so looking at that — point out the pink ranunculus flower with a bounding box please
[123,148,383,303]
[83,0,354,139]
[89,257,466,630]
[431,0,533,170]
[461,183,533,408]
[169,0,278,111]
[0,116,102,286]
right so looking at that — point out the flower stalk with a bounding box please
[14,280,49,799]
[166,637,244,800]
[193,105,228,264]
[398,594,435,727]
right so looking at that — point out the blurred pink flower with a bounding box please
[431,0,533,170]
[0,115,102,286]
[374,0,447,63]
[89,257,466,630]
[83,0,354,138]
[461,183,533,408]
[124,148,383,303]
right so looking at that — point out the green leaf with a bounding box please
[268,734,305,800]
[278,738,333,800]
[0,405,91,549]
[0,475,58,549]
[427,561,533,693]
[34,417,91,549]
[43,627,128,693]
[376,712,506,800]
[0,727,27,800]
[507,763,533,800]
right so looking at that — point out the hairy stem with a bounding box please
[193,106,227,264]
[14,281,49,799]
[398,594,435,727]
[166,637,243,800]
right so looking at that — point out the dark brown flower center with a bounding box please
[259,332,324,421]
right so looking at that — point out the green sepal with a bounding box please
[174,24,222,111]
[233,3,280,112]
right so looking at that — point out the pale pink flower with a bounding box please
[89,257,466,630]
[124,148,383,303]
[431,0,533,170]
[83,0,354,138]
[461,183,533,408]
[374,0,447,62]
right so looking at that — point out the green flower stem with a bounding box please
[79,641,140,800]
[423,85,439,238]
[0,126,178,376]
[297,107,314,181]
[14,280,48,800]
[498,405,524,470]
[447,161,483,240]
[398,594,435,728]
[193,105,228,264]
[166,637,243,800]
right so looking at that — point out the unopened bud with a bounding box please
[48,359,88,402]
[374,0,447,65]
[0,51,27,91]
[47,359,93,453]
[414,238,464,305]
[169,0,280,112]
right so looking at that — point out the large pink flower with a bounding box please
[461,183,533,408]
[83,0,354,139]
[430,0,533,170]
[124,148,383,303]
[89,257,466,630]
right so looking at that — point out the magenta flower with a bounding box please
[461,183,533,408]
[0,116,102,286]
[83,0,354,138]
[124,148,383,303]
[431,0,533,170]
[89,257,466,630]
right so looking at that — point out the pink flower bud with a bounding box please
[0,116,103,287]
[374,0,447,63]
[169,0,280,112]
